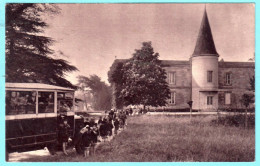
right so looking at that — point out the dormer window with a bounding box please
[207,71,213,82]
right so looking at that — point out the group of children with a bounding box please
[58,109,131,157]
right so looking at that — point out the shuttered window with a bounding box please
[168,72,176,84]
[169,92,175,104]
[207,96,213,105]
[207,71,213,82]
[226,73,232,85]
[225,93,231,105]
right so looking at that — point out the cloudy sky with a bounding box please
[43,3,255,84]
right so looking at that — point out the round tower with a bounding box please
[191,8,219,111]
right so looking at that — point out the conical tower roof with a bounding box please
[192,8,218,57]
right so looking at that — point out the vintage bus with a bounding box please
[5,83,85,160]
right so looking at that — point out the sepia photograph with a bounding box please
[3,2,255,162]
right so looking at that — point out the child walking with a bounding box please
[58,118,71,155]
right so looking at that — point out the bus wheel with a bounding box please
[46,144,56,155]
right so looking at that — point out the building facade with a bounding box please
[111,9,254,111]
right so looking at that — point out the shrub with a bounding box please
[211,114,255,128]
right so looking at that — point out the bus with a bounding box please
[5,83,85,160]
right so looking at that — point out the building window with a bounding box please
[167,72,176,84]
[226,73,232,85]
[225,93,231,105]
[207,96,213,105]
[207,71,213,82]
[6,91,36,115]
[169,92,175,104]
[38,92,54,113]
[58,92,74,112]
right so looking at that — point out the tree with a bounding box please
[241,74,255,128]
[108,59,127,109]
[249,75,255,92]
[6,4,78,88]
[77,75,112,110]
[241,94,254,128]
[120,42,170,108]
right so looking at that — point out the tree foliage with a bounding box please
[108,60,127,109]
[6,4,78,88]
[249,75,255,92]
[77,75,112,110]
[241,74,255,107]
[108,42,170,108]
[241,94,254,108]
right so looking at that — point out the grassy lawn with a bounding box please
[22,114,255,162]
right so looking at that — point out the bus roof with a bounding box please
[6,83,74,91]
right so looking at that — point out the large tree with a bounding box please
[6,4,78,88]
[77,75,112,111]
[109,42,170,109]
[108,59,127,109]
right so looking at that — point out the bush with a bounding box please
[211,114,255,128]
[219,108,255,113]
[148,108,198,112]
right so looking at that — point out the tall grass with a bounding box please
[21,115,255,162]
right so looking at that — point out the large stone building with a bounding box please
[110,9,254,111]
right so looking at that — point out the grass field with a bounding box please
[21,114,255,162]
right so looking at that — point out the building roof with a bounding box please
[6,82,74,91]
[160,60,190,67]
[112,59,190,67]
[192,9,218,57]
[112,59,254,68]
[219,61,255,68]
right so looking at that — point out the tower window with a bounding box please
[167,72,176,84]
[207,71,213,82]
[207,96,213,105]
[169,92,175,104]
[225,73,232,85]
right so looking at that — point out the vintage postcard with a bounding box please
[2,1,257,164]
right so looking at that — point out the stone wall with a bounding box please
[164,65,191,109]
[218,63,254,110]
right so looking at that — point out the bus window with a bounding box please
[6,91,36,115]
[58,92,73,112]
[38,92,54,113]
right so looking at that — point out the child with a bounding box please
[107,120,113,137]
[90,124,98,155]
[114,117,119,135]
[99,120,107,141]
[58,118,71,155]
[82,125,92,157]
[89,118,96,127]
[98,116,103,125]
[84,117,90,127]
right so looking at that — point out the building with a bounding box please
[110,9,254,111]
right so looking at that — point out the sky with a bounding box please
[43,3,255,85]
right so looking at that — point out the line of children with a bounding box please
[58,109,130,157]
